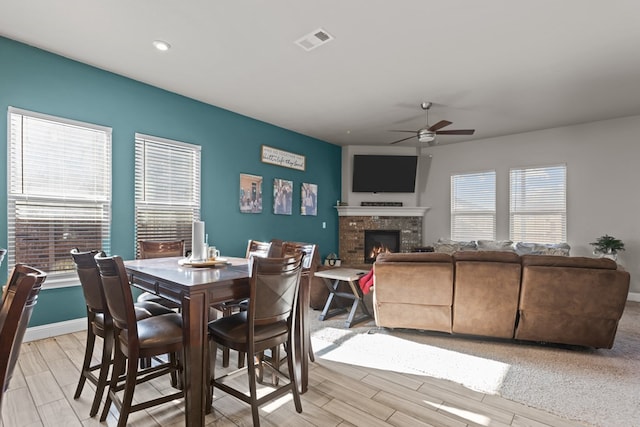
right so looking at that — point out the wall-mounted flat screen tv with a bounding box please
[352,155,418,193]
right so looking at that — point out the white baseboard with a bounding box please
[24,317,86,343]
[628,292,640,303]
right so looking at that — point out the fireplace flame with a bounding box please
[369,242,392,260]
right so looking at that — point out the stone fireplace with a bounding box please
[336,206,428,267]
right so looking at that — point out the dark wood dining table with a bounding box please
[124,256,309,427]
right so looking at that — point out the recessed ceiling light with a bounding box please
[152,40,171,51]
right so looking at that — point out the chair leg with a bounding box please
[272,345,280,386]
[116,354,139,427]
[74,320,95,399]
[101,345,125,422]
[222,346,230,368]
[256,352,264,384]
[140,357,152,369]
[308,338,315,362]
[169,351,183,389]
[246,349,261,427]
[286,337,303,413]
[89,329,113,417]
[207,340,220,412]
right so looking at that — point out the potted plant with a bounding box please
[590,234,625,260]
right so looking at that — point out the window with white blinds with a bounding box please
[7,107,112,285]
[451,171,496,240]
[510,164,566,243]
[134,134,201,257]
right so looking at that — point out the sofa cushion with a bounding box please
[453,250,520,263]
[516,260,630,348]
[521,254,617,269]
[452,251,522,339]
[376,252,452,263]
[374,253,454,333]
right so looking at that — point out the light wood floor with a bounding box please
[1,330,588,427]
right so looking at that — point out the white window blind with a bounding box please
[510,164,566,243]
[134,134,201,257]
[7,108,111,285]
[451,171,496,240]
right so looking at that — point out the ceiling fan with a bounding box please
[389,102,475,145]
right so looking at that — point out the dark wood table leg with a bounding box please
[182,293,207,427]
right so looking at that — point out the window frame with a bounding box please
[509,164,567,244]
[7,107,112,288]
[450,170,497,241]
[134,133,201,258]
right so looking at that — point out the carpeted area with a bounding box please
[309,299,640,427]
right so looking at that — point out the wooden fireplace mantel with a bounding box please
[335,206,430,217]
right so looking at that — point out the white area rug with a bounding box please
[310,301,640,427]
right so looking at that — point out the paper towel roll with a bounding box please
[191,221,206,261]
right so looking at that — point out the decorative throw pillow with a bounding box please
[515,242,570,256]
[434,239,477,254]
[476,240,514,251]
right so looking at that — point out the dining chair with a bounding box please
[208,252,304,427]
[0,264,46,419]
[95,253,184,427]
[70,248,175,417]
[215,239,273,368]
[136,240,184,310]
[276,242,319,371]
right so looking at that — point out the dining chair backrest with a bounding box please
[249,253,304,326]
[281,242,319,274]
[138,240,184,259]
[268,239,284,257]
[245,240,271,259]
[0,264,46,413]
[94,254,138,338]
[70,249,105,313]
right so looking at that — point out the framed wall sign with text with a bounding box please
[261,145,306,171]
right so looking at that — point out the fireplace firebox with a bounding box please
[364,230,400,263]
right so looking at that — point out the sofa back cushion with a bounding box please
[516,256,630,348]
[376,252,451,263]
[452,251,522,339]
[521,254,615,269]
[373,252,454,332]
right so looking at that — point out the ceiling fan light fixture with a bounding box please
[418,130,436,143]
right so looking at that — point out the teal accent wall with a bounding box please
[0,37,341,327]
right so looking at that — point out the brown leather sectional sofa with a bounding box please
[373,251,630,348]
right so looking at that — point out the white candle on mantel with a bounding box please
[191,221,206,261]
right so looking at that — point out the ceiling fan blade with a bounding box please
[436,129,475,135]
[390,135,417,145]
[428,120,452,132]
[389,129,418,133]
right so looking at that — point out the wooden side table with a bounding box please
[316,267,372,328]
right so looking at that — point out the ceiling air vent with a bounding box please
[295,28,334,51]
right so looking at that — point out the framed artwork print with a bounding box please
[239,173,262,213]
[301,183,318,216]
[273,178,293,215]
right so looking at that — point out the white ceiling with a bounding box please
[2,0,640,147]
